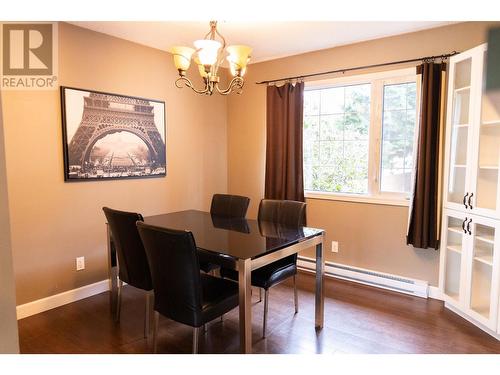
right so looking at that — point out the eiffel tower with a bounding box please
[67,92,165,169]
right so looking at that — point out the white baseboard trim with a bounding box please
[16,279,109,320]
[297,256,430,299]
[15,260,443,320]
[445,302,500,341]
[428,286,443,301]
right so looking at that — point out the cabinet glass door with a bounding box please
[447,57,473,207]
[442,213,467,303]
[468,218,499,327]
[472,50,500,217]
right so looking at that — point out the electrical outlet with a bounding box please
[331,241,339,253]
[76,256,85,271]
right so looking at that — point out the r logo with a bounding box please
[2,23,53,76]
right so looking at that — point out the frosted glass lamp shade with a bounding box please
[194,57,208,78]
[226,45,252,76]
[171,46,195,72]
[194,39,221,66]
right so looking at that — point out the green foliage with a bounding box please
[304,84,370,193]
[304,82,417,194]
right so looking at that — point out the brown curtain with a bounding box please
[407,62,447,249]
[265,82,305,201]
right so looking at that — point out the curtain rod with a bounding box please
[255,51,459,85]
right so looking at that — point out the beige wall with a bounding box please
[0,89,19,353]
[1,23,228,305]
[4,22,500,307]
[227,22,500,286]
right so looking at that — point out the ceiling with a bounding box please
[70,21,457,64]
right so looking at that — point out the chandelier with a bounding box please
[170,21,252,96]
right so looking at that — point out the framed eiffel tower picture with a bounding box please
[60,87,166,181]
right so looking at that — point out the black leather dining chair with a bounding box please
[220,199,306,338]
[199,193,250,273]
[136,221,239,354]
[102,207,154,338]
[210,193,250,218]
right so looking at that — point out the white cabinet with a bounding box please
[440,210,500,331]
[440,43,500,337]
[443,43,500,219]
[439,210,468,304]
[466,214,500,329]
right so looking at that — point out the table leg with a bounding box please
[107,224,118,316]
[315,240,324,329]
[238,259,252,354]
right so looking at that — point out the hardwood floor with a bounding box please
[18,272,500,354]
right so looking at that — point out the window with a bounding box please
[380,82,417,193]
[303,69,419,205]
[304,84,370,194]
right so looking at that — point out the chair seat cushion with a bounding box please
[220,255,297,290]
[200,274,239,324]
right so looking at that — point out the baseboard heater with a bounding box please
[297,256,429,298]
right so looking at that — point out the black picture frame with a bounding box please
[60,86,166,182]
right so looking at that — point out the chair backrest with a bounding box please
[210,194,250,218]
[258,199,306,227]
[102,207,152,291]
[258,200,306,267]
[136,222,203,327]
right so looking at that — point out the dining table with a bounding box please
[106,209,325,354]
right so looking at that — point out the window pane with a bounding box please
[345,84,371,116]
[304,90,320,115]
[380,82,418,193]
[319,115,343,140]
[320,87,344,114]
[304,115,319,142]
[383,84,407,110]
[304,83,370,194]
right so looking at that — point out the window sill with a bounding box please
[304,191,410,207]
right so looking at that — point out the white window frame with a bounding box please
[304,68,421,207]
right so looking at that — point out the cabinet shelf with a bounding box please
[445,291,460,301]
[453,164,467,168]
[471,306,490,318]
[454,86,471,93]
[447,245,462,254]
[473,254,493,266]
[478,165,498,170]
[448,226,464,234]
[482,120,500,126]
[475,234,495,244]
[453,123,469,128]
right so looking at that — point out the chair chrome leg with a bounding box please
[203,324,207,334]
[193,327,200,354]
[293,275,299,314]
[263,289,269,338]
[115,279,123,322]
[145,291,153,338]
[152,311,159,354]
[259,288,262,303]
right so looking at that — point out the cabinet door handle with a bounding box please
[467,218,472,235]
[462,218,467,233]
[463,192,469,209]
[468,192,474,209]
